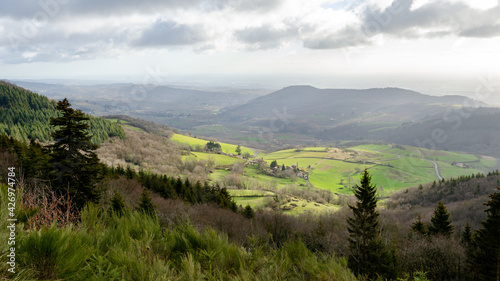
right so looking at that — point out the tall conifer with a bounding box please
[347,169,395,279]
[49,98,102,208]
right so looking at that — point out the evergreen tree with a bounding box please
[270,160,278,169]
[109,190,126,216]
[235,145,241,155]
[411,214,427,235]
[49,98,103,209]
[205,141,221,153]
[461,221,472,247]
[242,205,255,219]
[469,187,499,281]
[125,165,135,179]
[282,164,286,171]
[136,189,156,217]
[428,202,453,237]
[347,169,395,279]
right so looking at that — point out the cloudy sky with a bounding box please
[0,0,499,92]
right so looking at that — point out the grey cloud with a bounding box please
[302,26,371,49]
[459,24,500,37]
[0,0,282,19]
[134,20,208,47]
[234,24,297,50]
[0,41,115,63]
[0,19,126,63]
[304,0,500,49]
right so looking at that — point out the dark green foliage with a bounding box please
[428,202,453,237]
[109,190,126,216]
[0,134,50,181]
[411,214,427,235]
[136,189,156,217]
[270,160,278,169]
[49,99,103,209]
[125,165,135,179]
[242,205,255,219]
[461,221,472,247]
[347,169,395,279]
[106,165,238,210]
[282,164,286,171]
[235,145,241,155]
[468,187,500,281]
[0,81,124,144]
[205,141,221,153]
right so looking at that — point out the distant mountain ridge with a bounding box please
[8,80,266,116]
[219,85,479,123]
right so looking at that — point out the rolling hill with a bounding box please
[218,86,479,124]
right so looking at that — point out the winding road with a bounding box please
[426,159,442,180]
[379,146,442,181]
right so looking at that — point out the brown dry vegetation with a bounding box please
[385,172,499,230]
[97,127,209,183]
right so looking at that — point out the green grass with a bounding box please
[229,189,275,196]
[183,152,244,166]
[280,197,340,215]
[259,143,498,196]
[244,166,305,188]
[438,161,482,179]
[263,157,323,168]
[210,169,231,181]
[122,124,144,132]
[233,196,270,209]
[171,134,254,155]
[105,118,144,132]
[309,160,370,193]
[105,118,130,124]
[350,144,391,151]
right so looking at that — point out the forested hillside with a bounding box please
[0,81,124,144]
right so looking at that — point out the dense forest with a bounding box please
[0,81,125,144]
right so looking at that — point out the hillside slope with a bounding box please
[0,81,124,144]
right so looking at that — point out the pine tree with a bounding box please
[136,189,156,217]
[109,190,126,216]
[242,205,254,219]
[347,169,395,279]
[461,221,472,247]
[411,214,427,235]
[428,202,453,237]
[125,165,135,179]
[49,98,103,209]
[270,160,278,169]
[235,145,241,155]
[469,187,499,281]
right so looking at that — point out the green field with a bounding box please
[105,118,130,124]
[229,189,340,215]
[261,144,497,196]
[171,134,255,155]
[183,152,244,166]
[105,118,145,132]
